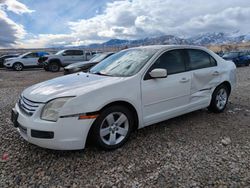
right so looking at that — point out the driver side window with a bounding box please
[63,50,75,56]
[24,53,38,58]
[145,50,186,80]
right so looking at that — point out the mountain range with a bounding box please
[87,32,250,49]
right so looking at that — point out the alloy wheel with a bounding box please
[14,64,23,71]
[99,112,129,146]
[216,88,228,110]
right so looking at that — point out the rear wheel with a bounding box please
[13,62,23,71]
[208,84,229,113]
[91,105,133,150]
[245,61,250,66]
[49,62,60,72]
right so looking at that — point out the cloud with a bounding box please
[0,0,34,14]
[0,0,33,47]
[183,7,250,35]
[0,9,26,47]
[61,0,250,47]
[69,0,250,38]
[2,0,250,48]
[19,33,104,48]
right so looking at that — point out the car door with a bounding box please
[141,49,191,126]
[23,53,39,67]
[62,50,76,65]
[185,49,221,107]
[73,50,85,62]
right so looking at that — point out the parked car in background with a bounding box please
[4,52,50,71]
[0,54,19,68]
[38,49,97,72]
[222,51,250,66]
[11,45,236,151]
[64,52,114,75]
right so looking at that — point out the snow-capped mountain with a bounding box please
[187,32,246,45]
[87,32,250,48]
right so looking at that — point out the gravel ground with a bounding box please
[0,67,250,187]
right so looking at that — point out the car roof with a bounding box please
[129,45,208,51]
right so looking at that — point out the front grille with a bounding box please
[18,95,39,116]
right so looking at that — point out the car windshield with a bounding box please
[19,52,31,58]
[90,53,110,63]
[89,48,157,77]
[55,50,65,55]
[223,52,238,59]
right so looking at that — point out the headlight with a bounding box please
[41,97,74,122]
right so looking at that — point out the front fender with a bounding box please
[59,78,143,127]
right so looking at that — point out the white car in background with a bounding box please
[11,45,236,150]
[4,52,50,71]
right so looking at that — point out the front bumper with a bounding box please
[4,63,12,68]
[12,103,95,150]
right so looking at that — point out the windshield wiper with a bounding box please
[89,71,111,76]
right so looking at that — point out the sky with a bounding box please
[0,0,250,48]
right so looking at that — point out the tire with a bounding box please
[245,61,250,66]
[13,62,23,71]
[48,62,60,72]
[91,105,134,150]
[208,84,229,113]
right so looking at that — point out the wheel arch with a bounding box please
[48,58,62,66]
[219,81,231,95]
[98,100,139,130]
[85,100,140,147]
[12,61,23,67]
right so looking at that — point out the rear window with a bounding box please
[187,49,217,70]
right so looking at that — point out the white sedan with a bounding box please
[11,45,236,150]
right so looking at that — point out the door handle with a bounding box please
[212,71,220,76]
[180,77,189,83]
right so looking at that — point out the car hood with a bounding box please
[64,61,90,69]
[5,57,17,61]
[22,72,127,103]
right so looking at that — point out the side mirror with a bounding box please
[149,68,167,78]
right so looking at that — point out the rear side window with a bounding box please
[187,49,217,70]
[73,50,83,56]
[149,50,186,75]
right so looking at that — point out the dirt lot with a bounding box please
[0,67,250,187]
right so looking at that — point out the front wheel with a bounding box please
[91,106,133,150]
[13,63,23,71]
[208,85,229,113]
[49,62,60,72]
